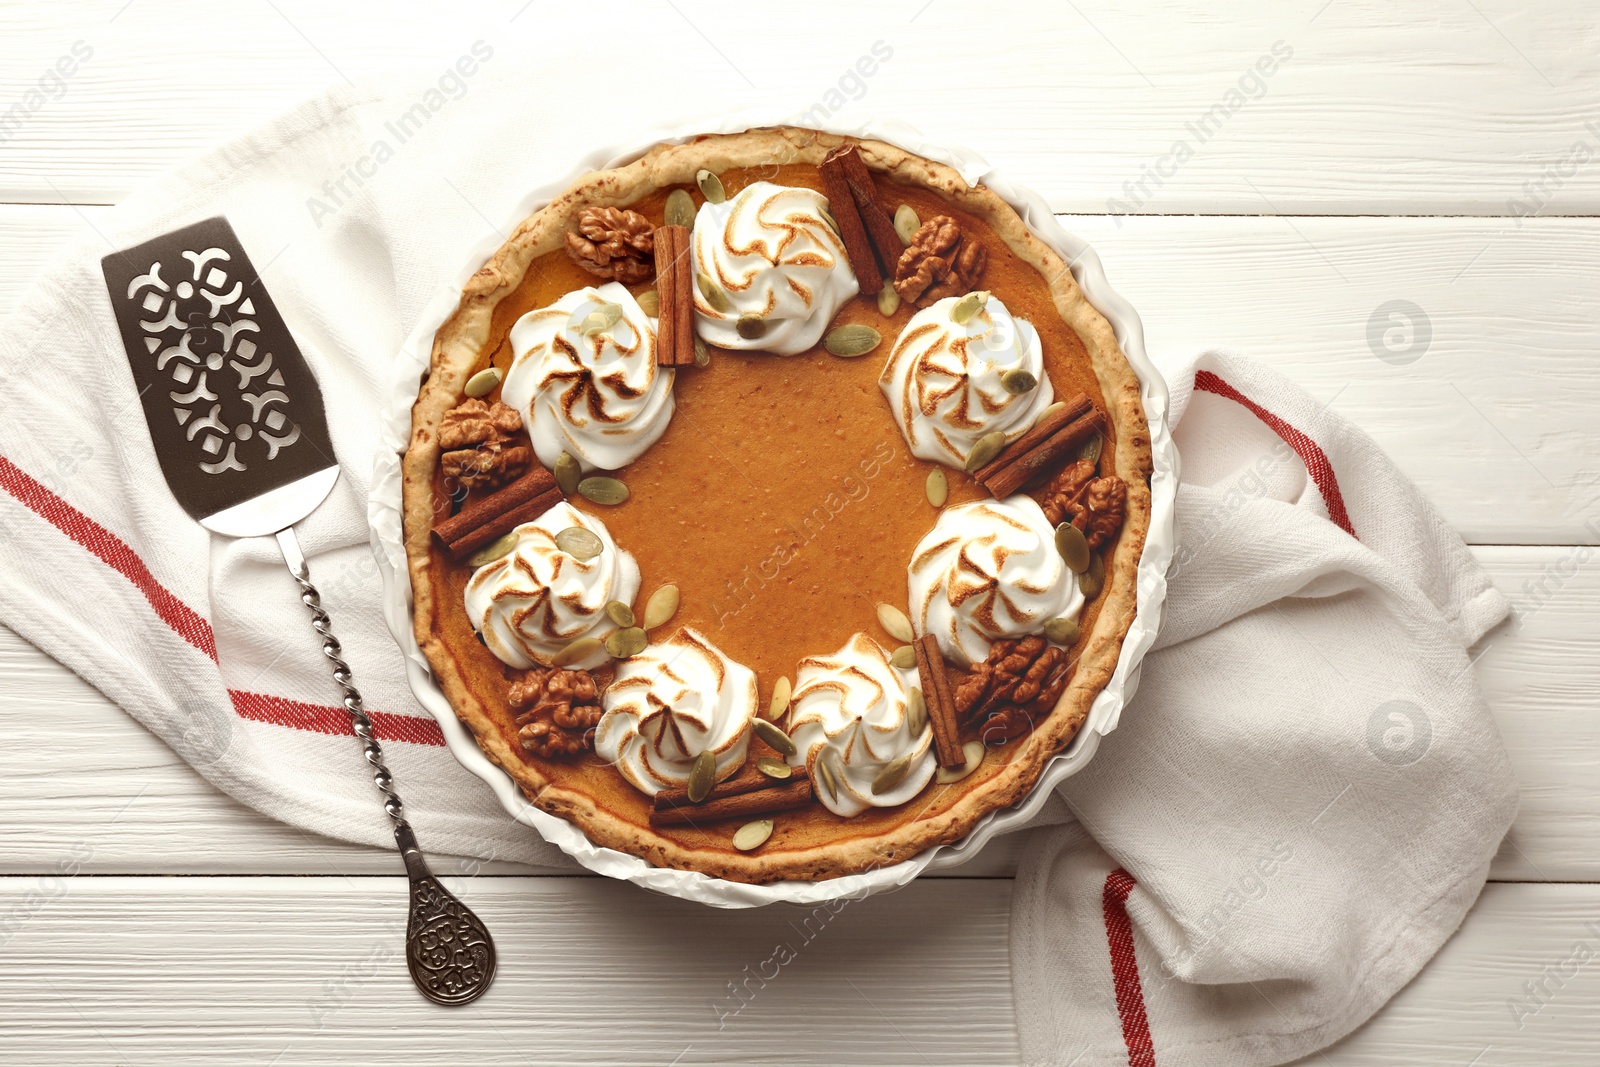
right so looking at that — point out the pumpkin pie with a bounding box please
[403,127,1151,883]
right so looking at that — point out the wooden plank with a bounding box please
[4,207,1597,542]
[0,876,1594,1064]
[1477,545,1600,883]
[0,875,1020,1065]
[0,547,1591,880]
[1060,214,1600,546]
[0,2,1596,212]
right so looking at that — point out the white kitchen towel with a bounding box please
[1010,350,1516,1066]
[0,60,1513,1066]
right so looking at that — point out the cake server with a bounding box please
[101,216,495,1006]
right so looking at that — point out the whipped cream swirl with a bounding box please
[594,628,759,797]
[502,282,674,473]
[691,181,859,355]
[908,496,1083,667]
[787,633,934,818]
[462,500,640,671]
[879,293,1054,468]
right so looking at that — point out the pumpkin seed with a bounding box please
[823,323,882,358]
[735,314,767,340]
[936,740,985,784]
[1054,522,1090,573]
[889,645,917,670]
[554,452,581,497]
[950,290,988,325]
[664,188,696,228]
[605,600,636,628]
[643,584,680,629]
[876,602,914,644]
[580,302,624,336]
[1043,616,1080,645]
[906,686,928,737]
[877,280,901,317]
[635,289,660,318]
[687,749,717,803]
[733,819,774,851]
[925,468,948,508]
[964,430,1007,472]
[604,626,648,659]
[694,336,710,367]
[751,718,797,758]
[813,756,840,801]
[696,272,731,312]
[1079,553,1105,599]
[1001,368,1038,395]
[872,751,916,795]
[1034,401,1066,429]
[755,757,792,781]
[464,367,502,398]
[465,531,520,568]
[1078,434,1103,464]
[767,676,792,721]
[553,637,603,667]
[577,476,629,505]
[696,169,726,205]
[893,204,920,246]
[554,526,604,561]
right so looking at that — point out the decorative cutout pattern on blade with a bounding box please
[101,216,335,520]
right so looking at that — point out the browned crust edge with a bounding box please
[401,127,1153,883]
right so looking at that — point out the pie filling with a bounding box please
[411,136,1145,880]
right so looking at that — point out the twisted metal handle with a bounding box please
[276,528,409,837]
[276,526,496,1005]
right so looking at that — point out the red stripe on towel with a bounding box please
[1193,370,1356,538]
[1103,868,1157,1067]
[0,454,219,660]
[230,689,446,746]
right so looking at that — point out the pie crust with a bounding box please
[403,127,1152,883]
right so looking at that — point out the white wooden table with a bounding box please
[3,2,1597,1063]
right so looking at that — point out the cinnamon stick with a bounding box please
[977,409,1105,500]
[651,225,695,367]
[975,392,1093,480]
[431,466,560,562]
[817,151,883,294]
[915,634,966,769]
[652,765,809,812]
[648,777,814,827]
[828,144,904,276]
[672,231,695,368]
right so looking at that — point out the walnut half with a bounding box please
[893,215,987,307]
[439,398,530,491]
[1041,458,1127,551]
[566,206,655,285]
[509,667,604,760]
[953,635,1071,745]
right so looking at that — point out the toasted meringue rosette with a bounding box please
[595,628,759,796]
[880,293,1054,469]
[909,496,1083,667]
[502,282,674,473]
[463,501,640,671]
[691,181,859,355]
[787,633,935,817]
